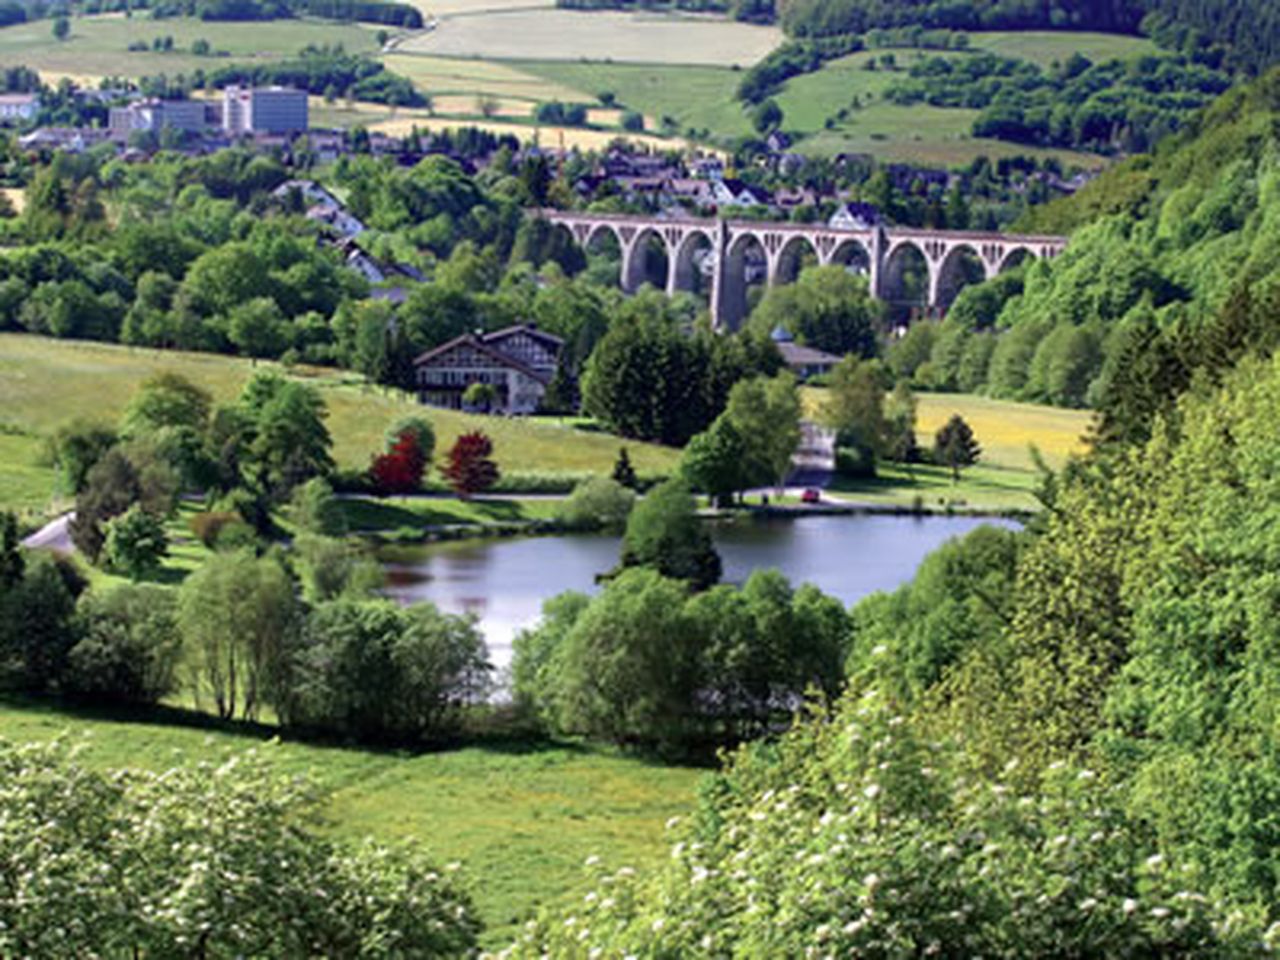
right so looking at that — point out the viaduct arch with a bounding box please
[540,210,1068,331]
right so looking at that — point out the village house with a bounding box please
[413,323,563,415]
[18,126,112,153]
[829,201,883,230]
[770,327,841,381]
[710,178,774,208]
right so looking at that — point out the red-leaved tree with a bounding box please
[369,429,426,495]
[442,431,499,499]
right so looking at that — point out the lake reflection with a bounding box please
[380,514,1018,669]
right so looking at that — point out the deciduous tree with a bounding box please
[441,431,499,499]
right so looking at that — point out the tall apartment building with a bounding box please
[222,86,309,135]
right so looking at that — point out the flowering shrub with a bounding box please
[496,690,1271,958]
[0,740,480,958]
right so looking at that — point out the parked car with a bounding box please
[801,488,821,504]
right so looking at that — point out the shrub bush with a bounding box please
[555,476,635,532]
[0,740,480,957]
[66,583,180,705]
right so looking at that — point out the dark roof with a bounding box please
[371,286,409,305]
[484,323,564,352]
[776,341,840,368]
[412,324,563,384]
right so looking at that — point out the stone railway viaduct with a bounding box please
[536,210,1068,330]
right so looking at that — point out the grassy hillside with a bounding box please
[0,696,702,948]
[515,30,1143,163]
[0,334,680,515]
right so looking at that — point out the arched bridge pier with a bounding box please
[536,210,1067,331]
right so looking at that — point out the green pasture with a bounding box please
[0,696,702,948]
[0,14,380,80]
[509,36,1118,164]
[383,52,582,101]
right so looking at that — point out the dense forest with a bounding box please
[498,67,1280,957]
[776,0,1277,75]
[883,66,1280,416]
[885,50,1231,153]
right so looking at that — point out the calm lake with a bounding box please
[381,514,1018,670]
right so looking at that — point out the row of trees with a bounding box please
[2,497,493,745]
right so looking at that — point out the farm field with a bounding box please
[384,52,582,101]
[804,387,1092,511]
[514,59,753,139]
[397,8,782,65]
[409,0,553,16]
[367,111,691,151]
[0,14,379,78]
[0,696,702,948]
[0,334,680,518]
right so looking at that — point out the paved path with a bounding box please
[22,512,74,554]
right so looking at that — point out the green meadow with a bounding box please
[0,334,681,519]
[0,695,703,948]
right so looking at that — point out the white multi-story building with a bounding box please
[0,93,39,123]
[222,86,308,135]
[109,98,211,135]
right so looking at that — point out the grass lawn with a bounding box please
[0,334,680,518]
[338,494,560,532]
[0,696,702,948]
[0,14,379,78]
[397,8,781,65]
[827,459,1041,512]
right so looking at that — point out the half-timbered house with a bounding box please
[412,324,563,415]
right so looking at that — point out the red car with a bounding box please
[800,488,822,504]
